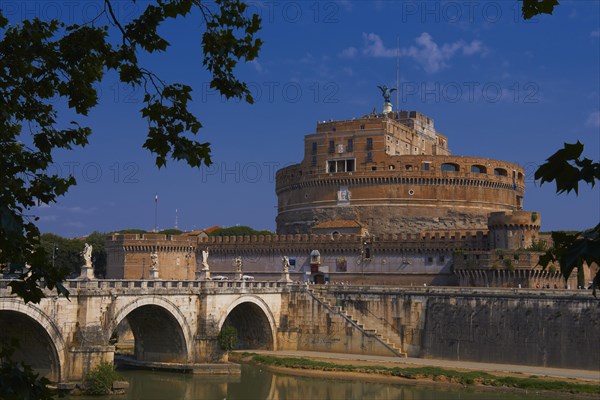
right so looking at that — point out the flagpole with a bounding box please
[396,36,400,114]
[154,194,158,232]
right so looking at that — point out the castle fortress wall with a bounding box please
[107,231,490,285]
[105,234,197,280]
[276,155,525,235]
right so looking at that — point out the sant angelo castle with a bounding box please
[106,89,586,289]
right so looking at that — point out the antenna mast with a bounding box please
[396,36,400,114]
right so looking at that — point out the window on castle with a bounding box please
[471,165,486,174]
[311,156,317,167]
[328,140,335,153]
[441,163,459,172]
[366,152,373,162]
[426,256,433,264]
[494,168,508,176]
[347,139,354,152]
[346,159,355,172]
[366,137,373,150]
[360,124,365,130]
[371,166,377,171]
[439,255,445,263]
[327,158,355,173]
[422,162,431,171]
[311,142,317,155]
[327,160,336,173]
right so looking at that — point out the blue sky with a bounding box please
[4,1,599,236]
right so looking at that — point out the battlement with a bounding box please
[106,230,488,249]
[195,230,489,253]
[488,210,541,229]
[108,233,197,243]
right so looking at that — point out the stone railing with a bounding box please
[0,279,292,296]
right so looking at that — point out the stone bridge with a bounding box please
[0,279,301,383]
[1,280,597,384]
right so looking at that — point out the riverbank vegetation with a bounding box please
[233,353,600,396]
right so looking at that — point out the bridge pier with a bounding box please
[67,346,115,381]
[194,336,228,363]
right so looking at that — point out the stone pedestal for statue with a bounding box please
[196,269,210,280]
[79,265,95,280]
[149,267,160,280]
[279,271,292,283]
[383,101,392,114]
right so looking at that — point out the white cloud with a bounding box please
[65,221,85,228]
[586,111,600,128]
[358,32,486,73]
[335,0,353,11]
[339,46,357,58]
[249,60,263,73]
[54,205,97,214]
[403,32,486,73]
[591,29,600,38]
[362,33,397,58]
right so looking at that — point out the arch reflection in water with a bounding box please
[67,365,565,400]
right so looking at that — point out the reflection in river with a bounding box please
[68,364,565,400]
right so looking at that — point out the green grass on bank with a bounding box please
[233,353,600,395]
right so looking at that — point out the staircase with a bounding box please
[306,287,407,358]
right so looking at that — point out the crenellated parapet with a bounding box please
[198,230,489,255]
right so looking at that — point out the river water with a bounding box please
[68,364,565,400]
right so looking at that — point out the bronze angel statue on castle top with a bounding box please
[377,85,396,103]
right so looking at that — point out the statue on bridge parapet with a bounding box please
[79,243,95,280]
[234,256,243,281]
[280,256,292,283]
[149,251,160,280]
[196,249,211,280]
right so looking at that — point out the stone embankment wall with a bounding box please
[316,287,599,370]
[278,288,401,357]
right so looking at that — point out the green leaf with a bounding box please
[522,0,560,20]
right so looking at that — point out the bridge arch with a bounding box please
[111,296,193,363]
[218,296,277,351]
[0,300,66,382]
